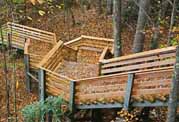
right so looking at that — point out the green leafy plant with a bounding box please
[21,96,68,122]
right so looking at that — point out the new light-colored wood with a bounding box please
[99,47,109,61]
[38,41,63,67]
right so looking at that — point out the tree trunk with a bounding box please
[167,46,179,122]
[167,0,177,46]
[150,0,169,49]
[113,0,122,57]
[132,0,150,53]
[132,0,151,120]
[107,0,113,15]
[96,0,102,15]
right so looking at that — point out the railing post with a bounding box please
[98,62,102,76]
[167,46,179,122]
[69,81,76,122]
[7,33,11,49]
[123,73,135,110]
[24,54,31,92]
[38,69,45,101]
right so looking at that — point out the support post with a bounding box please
[91,109,103,122]
[123,73,135,110]
[7,33,11,50]
[69,81,76,122]
[167,46,179,122]
[98,62,102,76]
[38,69,45,101]
[24,54,31,92]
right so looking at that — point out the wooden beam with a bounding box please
[64,36,83,45]
[76,101,171,109]
[81,35,114,42]
[123,73,135,110]
[74,67,173,82]
[38,41,63,68]
[101,59,175,75]
[76,103,123,109]
[102,52,176,69]
[167,46,179,122]
[27,72,39,82]
[99,47,109,61]
[7,22,55,35]
[101,46,176,64]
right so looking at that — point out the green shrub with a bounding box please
[21,96,68,122]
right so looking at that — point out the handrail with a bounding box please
[74,67,173,82]
[40,67,73,83]
[101,46,177,64]
[1,22,57,47]
[38,41,63,67]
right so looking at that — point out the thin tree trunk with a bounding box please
[113,0,122,57]
[132,0,150,53]
[167,0,177,46]
[133,0,151,120]
[150,0,169,49]
[96,0,102,15]
[106,0,113,15]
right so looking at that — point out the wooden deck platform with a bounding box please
[2,22,179,119]
[57,61,99,80]
[38,36,114,101]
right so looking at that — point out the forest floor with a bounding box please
[0,53,37,122]
[0,6,171,122]
[26,7,169,54]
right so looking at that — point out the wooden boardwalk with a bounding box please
[2,22,179,121]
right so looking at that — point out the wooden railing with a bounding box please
[64,35,113,51]
[38,41,77,72]
[100,46,176,75]
[71,46,177,109]
[43,68,71,101]
[1,22,57,49]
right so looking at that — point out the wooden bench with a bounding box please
[71,46,177,110]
